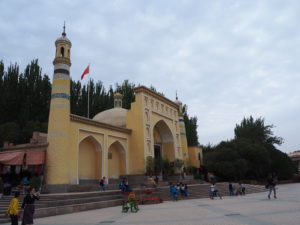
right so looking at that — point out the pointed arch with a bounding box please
[78,135,103,181]
[153,119,175,161]
[108,140,126,178]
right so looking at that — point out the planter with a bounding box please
[140,197,163,205]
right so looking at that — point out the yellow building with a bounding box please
[45,29,201,190]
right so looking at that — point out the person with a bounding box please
[209,184,215,199]
[183,184,188,197]
[210,183,222,200]
[7,192,20,225]
[266,174,277,199]
[148,176,157,188]
[119,178,128,192]
[21,176,29,185]
[122,191,139,213]
[171,185,178,201]
[99,177,106,191]
[236,182,243,196]
[154,176,159,185]
[180,183,185,196]
[241,182,246,195]
[21,187,39,225]
[3,182,12,195]
[228,182,234,196]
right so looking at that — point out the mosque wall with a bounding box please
[188,146,203,168]
[126,94,145,174]
[66,117,130,184]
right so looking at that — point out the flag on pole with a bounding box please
[81,65,90,80]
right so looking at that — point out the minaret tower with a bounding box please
[46,24,72,185]
[175,93,189,161]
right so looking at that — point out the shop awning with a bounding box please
[26,151,45,165]
[0,151,25,165]
[0,150,46,165]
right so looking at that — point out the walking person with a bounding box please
[7,192,20,225]
[266,174,277,199]
[21,187,39,225]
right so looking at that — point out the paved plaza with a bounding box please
[7,183,300,225]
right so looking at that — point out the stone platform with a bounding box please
[0,182,265,224]
[2,183,298,225]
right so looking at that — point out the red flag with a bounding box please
[81,65,90,80]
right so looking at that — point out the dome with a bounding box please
[55,36,72,46]
[93,108,128,127]
[114,92,123,97]
[175,99,182,105]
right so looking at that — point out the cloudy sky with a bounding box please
[0,0,299,153]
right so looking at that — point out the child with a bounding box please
[7,192,20,225]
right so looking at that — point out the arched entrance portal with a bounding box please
[108,141,126,178]
[78,136,102,181]
[153,120,175,161]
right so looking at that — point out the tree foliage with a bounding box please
[204,116,295,180]
[183,105,199,146]
[235,116,283,145]
[0,60,50,145]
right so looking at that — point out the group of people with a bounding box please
[119,178,132,193]
[169,182,189,201]
[228,182,246,196]
[209,183,222,199]
[7,186,39,225]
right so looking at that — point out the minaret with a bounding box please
[114,92,123,108]
[46,24,72,185]
[175,93,189,161]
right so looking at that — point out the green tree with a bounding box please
[183,105,199,146]
[234,116,283,145]
[146,156,155,174]
[204,116,294,181]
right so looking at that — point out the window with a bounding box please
[60,47,65,57]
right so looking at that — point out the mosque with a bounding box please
[0,28,202,192]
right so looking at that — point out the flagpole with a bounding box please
[87,78,90,118]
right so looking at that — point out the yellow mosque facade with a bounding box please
[45,30,202,188]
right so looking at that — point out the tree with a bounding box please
[146,156,155,174]
[204,116,294,181]
[234,116,283,145]
[183,105,199,146]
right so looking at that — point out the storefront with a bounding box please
[0,132,47,191]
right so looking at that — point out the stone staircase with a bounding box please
[0,181,266,224]
[153,182,266,201]
[0,190,122,224]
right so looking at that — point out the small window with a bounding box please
[60,47,65,57]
